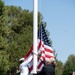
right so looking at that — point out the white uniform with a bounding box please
[20,56,32,75]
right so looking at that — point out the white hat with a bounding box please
[19,58,24,61]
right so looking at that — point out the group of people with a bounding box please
[16,53,56,75]
[35,57,56,75]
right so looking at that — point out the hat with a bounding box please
[19,58,24,61]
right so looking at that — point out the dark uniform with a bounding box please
[37,63,55,75]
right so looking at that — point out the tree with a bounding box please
[6,6,34,75]
[0,0,9,75]
[62,54,75,75]
[55,60,63,75]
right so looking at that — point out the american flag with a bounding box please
[24,23,55,73]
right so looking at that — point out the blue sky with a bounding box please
[3,0,75,63]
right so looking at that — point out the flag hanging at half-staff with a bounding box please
[24,23,55,73]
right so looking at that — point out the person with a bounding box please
[36,58,56,75]
[16,67,20,75]
[19,55,33,75]
[35,52,56,75]
[51,59,57,70]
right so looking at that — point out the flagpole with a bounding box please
[33,0,38,73]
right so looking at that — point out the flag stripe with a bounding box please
[24,45,33,59]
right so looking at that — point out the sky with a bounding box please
[3,0,75,63]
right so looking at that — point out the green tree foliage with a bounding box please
[55,60,63,75]
[0,0,9,74]
[6,6,34,74]
[62,54,75,75]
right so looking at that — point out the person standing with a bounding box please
[19,55,32,75]
[36,58,56,75]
